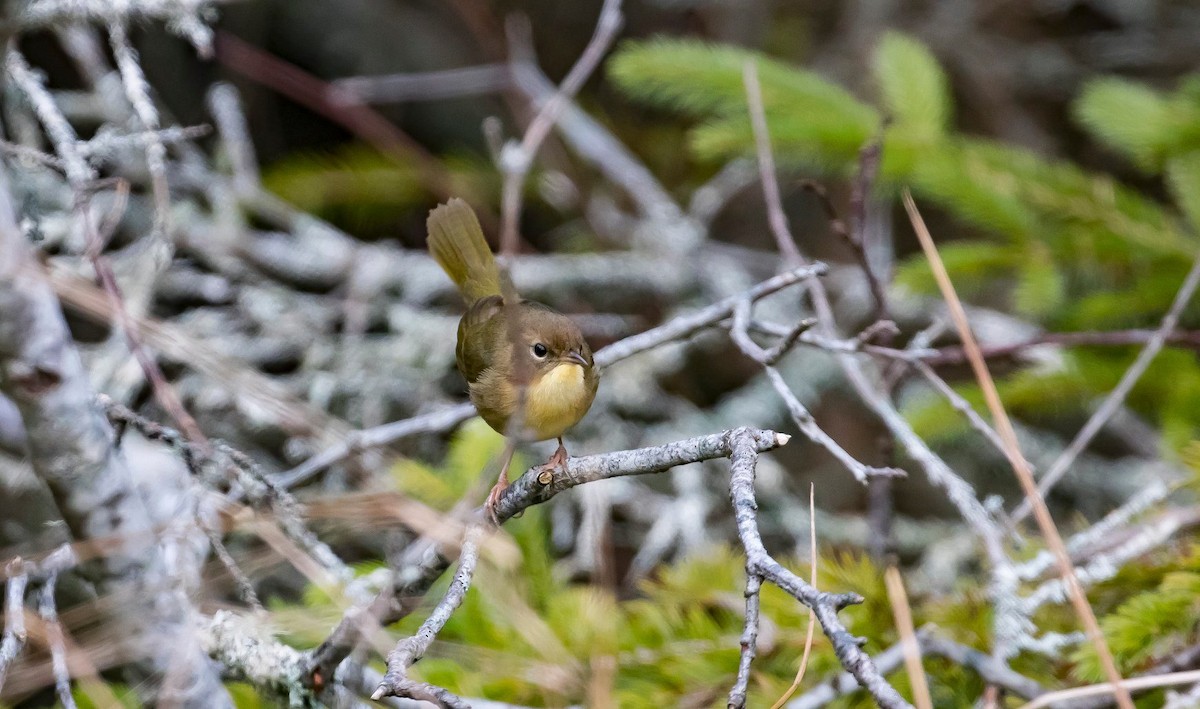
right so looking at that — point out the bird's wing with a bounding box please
[456,295,505,383]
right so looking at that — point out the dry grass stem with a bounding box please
[902,189,1133,709]
[884,566,933,709]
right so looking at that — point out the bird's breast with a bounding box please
[523,363,595,440]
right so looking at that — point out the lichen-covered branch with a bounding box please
[305,428,790,687]
[372,525,484,702]
[0,559,28,693]
[0,167,228,706]
[727,430,911,708]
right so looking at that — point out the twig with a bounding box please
[86,181,207,442]
[728,431,911,708]
[305,428,792,686]
[1020,505,1200,614]
[769,483,818,709]
[100,398,354,585]
[272,403,476,490]
[909,360,1011,458]
[17,1,217,51]
[884,567,933,709]
[786,638,910,708]
[334,64,511,104]
[204,527,263,613]
[497,0,623,260]
[372,525,484,701]
[1018,670,1200,709]
[786,629,1044,708]
[920,633,1044,699]
[507,58,685,226]
[1011,250,1200,523]
[595,263,825,368]
[206,83,259,195]
[277,263,825,487]
[107,18,171,238]
[902,189,1133,709]
[0,559,29,692]
[730,300,904,484]
[37,567,75,709]
[742,62,802,267]
[1014,480,1171,582]
[79,125,212,161]
[728,572,762,709]
[916,329,1200,366]
[212,31,462,206]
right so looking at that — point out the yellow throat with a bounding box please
[522,362,591,440]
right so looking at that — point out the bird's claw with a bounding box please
[484,479,508,526]
[545,443,569,471]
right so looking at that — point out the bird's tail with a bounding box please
[426,198,501,303]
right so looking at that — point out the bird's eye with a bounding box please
[532,343,548,358]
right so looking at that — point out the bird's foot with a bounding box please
[544,441,569,471]
[484,478,509,526]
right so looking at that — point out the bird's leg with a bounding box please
[544,437,569,470]
[485,444,515,526]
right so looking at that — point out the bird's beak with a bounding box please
[566,350,589,367]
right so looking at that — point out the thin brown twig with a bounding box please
[82,181,207,443]
[743,62,802,267]
[212,31,469,213]
[902,189,1134,709]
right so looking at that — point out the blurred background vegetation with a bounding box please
[8,0,1200,706]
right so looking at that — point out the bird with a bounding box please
[426,198,599,522]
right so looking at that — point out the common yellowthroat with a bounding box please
[427,199,598,518]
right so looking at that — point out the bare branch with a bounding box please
[373,525,485,702]
[730,301,903,484]
[728,431,911,708]
[498,0,623,259]
[1012,251,1200,523]
[37,567,74,709]
[305,428,790,687]
[786,639,909,709]
[728,572,762,709]
[334,64,511,104]
[0,559,28,693]
[742,62,802,267]
[277,262,825,487]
